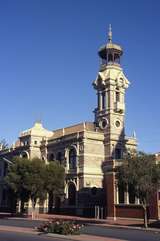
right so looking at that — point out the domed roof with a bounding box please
[98,25,123,59]
[20,121,53,138]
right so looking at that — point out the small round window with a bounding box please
[99,118,108,129]
[102,119,107,128]
[115,120,121,128]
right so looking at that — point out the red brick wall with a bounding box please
[149,192,159,219]
[116,203,158,219]
[116,205,144,218]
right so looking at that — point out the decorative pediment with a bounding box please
[116,71,130,88]
[93,66,130,89]
[93,73,105,89]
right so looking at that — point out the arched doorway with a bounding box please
[68,182,76,206]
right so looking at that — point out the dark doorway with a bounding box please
[68,182,76,205]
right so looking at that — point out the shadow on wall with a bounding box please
[48,186,105,218]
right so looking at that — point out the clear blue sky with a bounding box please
[0,0,160,153]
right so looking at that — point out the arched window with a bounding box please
[114,53,120,64]
[115,88,120,102]
[115,148,122,159]
[69,148,77,169]
[68,182,76,206]
[108,53,113,62]
[102,92,106,109]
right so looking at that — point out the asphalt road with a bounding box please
[0,218,43,228]
[0,230,68,241]
[0,218,159,241]
[82,225,160,241]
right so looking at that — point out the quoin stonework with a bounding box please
[0,26,159,219]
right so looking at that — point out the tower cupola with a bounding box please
[93,25,130,130]
[98,25,123,66]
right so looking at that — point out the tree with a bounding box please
[5,157,65,218]
[45,161,65,213]
[25,158,47,218]
[0,139,8,150]
[5,157,46,217]
[5,157,30,213]
[117,151,160,228]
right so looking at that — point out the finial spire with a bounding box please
[133,130,136,139]
[108,24,112,43]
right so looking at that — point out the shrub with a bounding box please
[37,219,83,235]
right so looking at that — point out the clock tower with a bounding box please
[93,26,135,219]
[93,25,130,160]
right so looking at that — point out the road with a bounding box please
[83,225,160,241]
[0,218,43,228]
[0,218,159,241]
[0,230,67,241]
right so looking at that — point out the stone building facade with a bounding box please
[0,121,106,216]
[0,27,159,219]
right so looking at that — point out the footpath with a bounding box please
[0,213,159,241]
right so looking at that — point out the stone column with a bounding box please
[115,184,119,204]
[65,148,69,172]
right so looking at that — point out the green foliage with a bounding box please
[117,152,160,204]
[5,157,30,202]
[45,161,65,213]
[5,156,65,214]
[117,151,160,227]
[25,158,47,207]
[37,220,83,235]
[46,161,65,196]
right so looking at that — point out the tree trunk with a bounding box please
[31,199,36,220]
[143,205,148,228]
